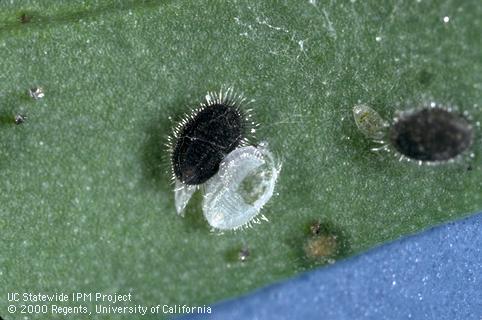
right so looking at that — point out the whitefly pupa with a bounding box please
[168,88,256,214]
[388,105,474,163]
[202,144,281,231]
[353,103,475,164]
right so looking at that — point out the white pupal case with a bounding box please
[202,144,280,230]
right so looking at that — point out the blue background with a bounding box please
[183,212,482,320]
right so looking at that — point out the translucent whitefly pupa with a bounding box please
[352,104,389,141]
[202,144,280,231]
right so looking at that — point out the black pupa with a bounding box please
[168,88,255,185]
[389,107,473,162]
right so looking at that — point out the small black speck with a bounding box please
[14,114,27,125]
[467,165,473,171]
[389,108,473,162]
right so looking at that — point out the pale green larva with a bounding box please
[352,104,388,141]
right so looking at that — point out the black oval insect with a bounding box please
[170,89,252,185]
[389,108,473,162]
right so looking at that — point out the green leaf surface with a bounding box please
[1,0,481,318]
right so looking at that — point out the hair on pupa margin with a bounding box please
[370,100,476,166]
[207,213,271,234]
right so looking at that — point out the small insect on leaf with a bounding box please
[28,87,45,100]
[170,88,256,216]
[202,144,280,231]
[353,104,388,141]
[389,107,474,162]
[14,114,27,125]
[169,88,253,186]
[238,246,250,262]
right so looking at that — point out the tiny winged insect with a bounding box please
[353,103,475,164]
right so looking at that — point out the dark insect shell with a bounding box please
[171,97,250,185]
[389,108,473,162]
